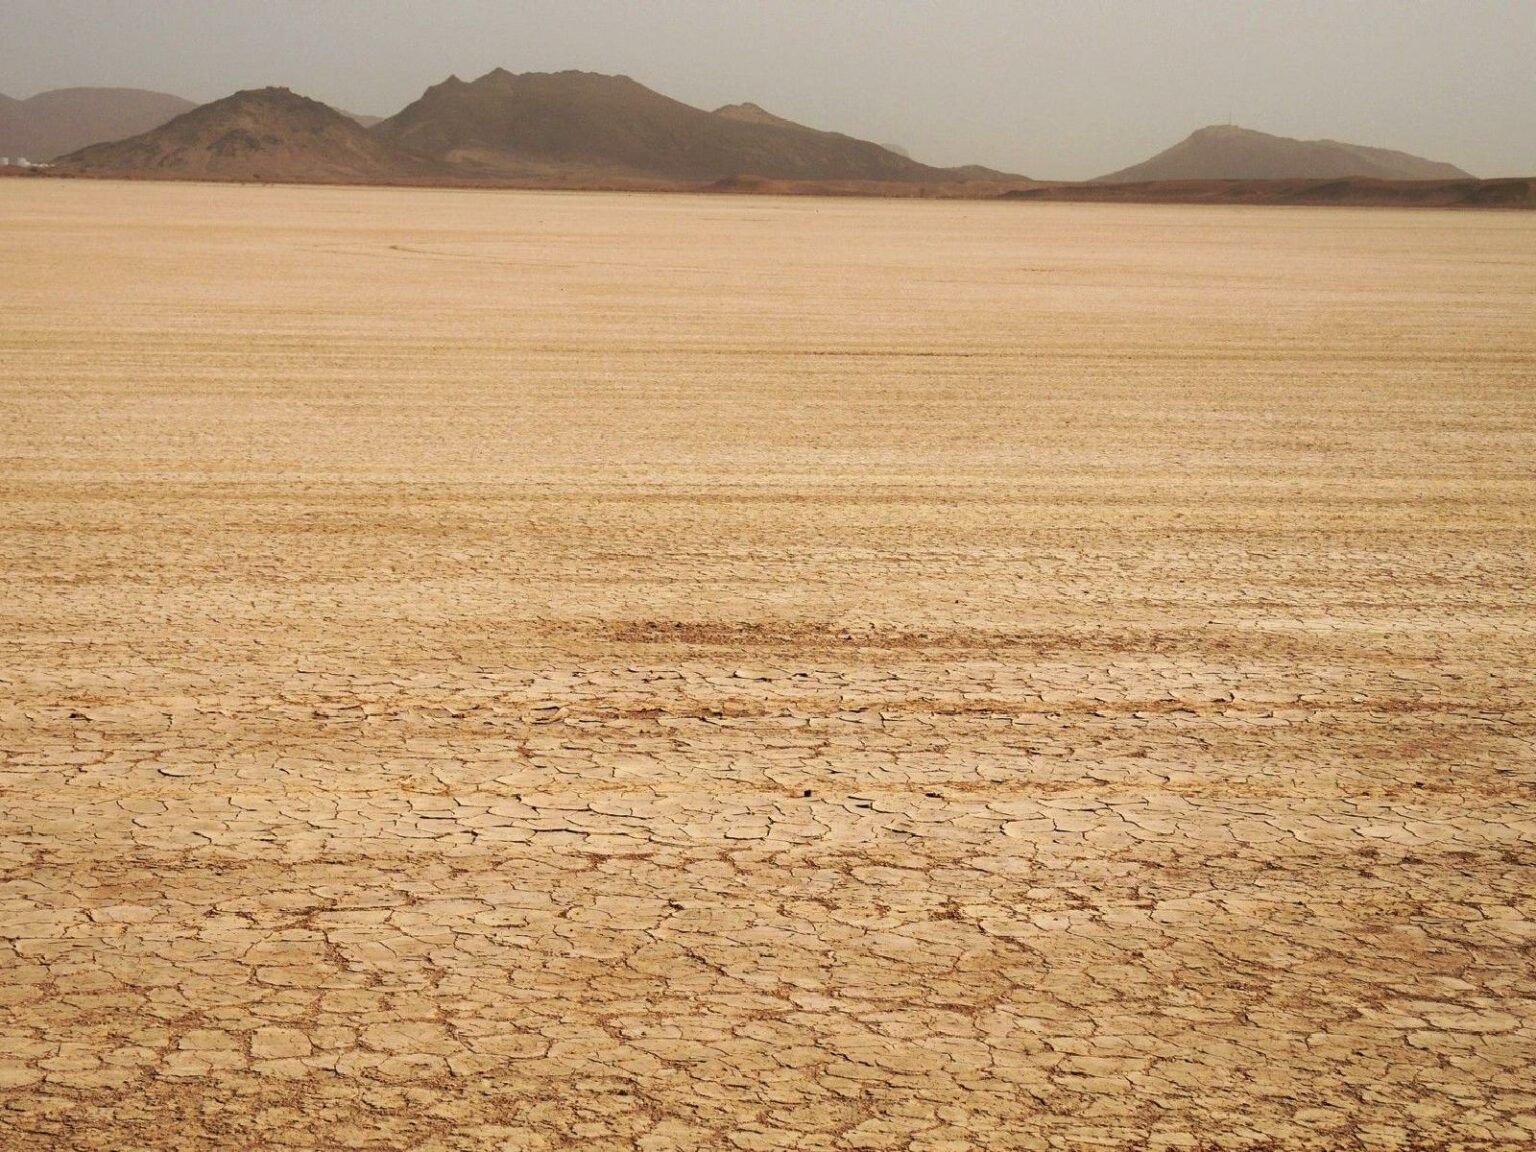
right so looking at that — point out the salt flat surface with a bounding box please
[2,181,1534,1150]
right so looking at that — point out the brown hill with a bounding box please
[373,69,950,182]
[1098,125,1472,183]
[1003,177,1534,210]
[0,87,196,161]
[57,88,428,182]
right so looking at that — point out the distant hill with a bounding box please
[1097,125,1472,183]
[0,87,195,161]
[373,69,951,182]
[57,88,427,182]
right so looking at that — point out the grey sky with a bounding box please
[2,0,1531,179]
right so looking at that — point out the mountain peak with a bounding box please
[470,68,638,88]
[1188,123,1254,139]
[228,86,300,104]
[712,102,807,131]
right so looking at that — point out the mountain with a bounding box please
[373,69,951,182]
[36,72,1025,190]
[1097,125,1472,183]
[57,87,428,182]
[0,87,196,161]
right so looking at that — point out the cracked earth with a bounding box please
[1,183,1534,1150]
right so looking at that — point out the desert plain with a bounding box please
[1,181,1534,1150]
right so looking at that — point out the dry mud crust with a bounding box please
[0,181,1534,1150]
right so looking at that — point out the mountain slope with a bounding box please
[712,102,808,131]
[709,102,1025,181]
[0,87,196,161]
[1097,125,1472,183]
[373,69,950,182]
[57,88,427,182]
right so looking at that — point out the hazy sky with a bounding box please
[2,0,1532,179]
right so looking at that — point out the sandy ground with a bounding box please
[1,181,1534,1150]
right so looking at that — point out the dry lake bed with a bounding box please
[1,181,1534,1150]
